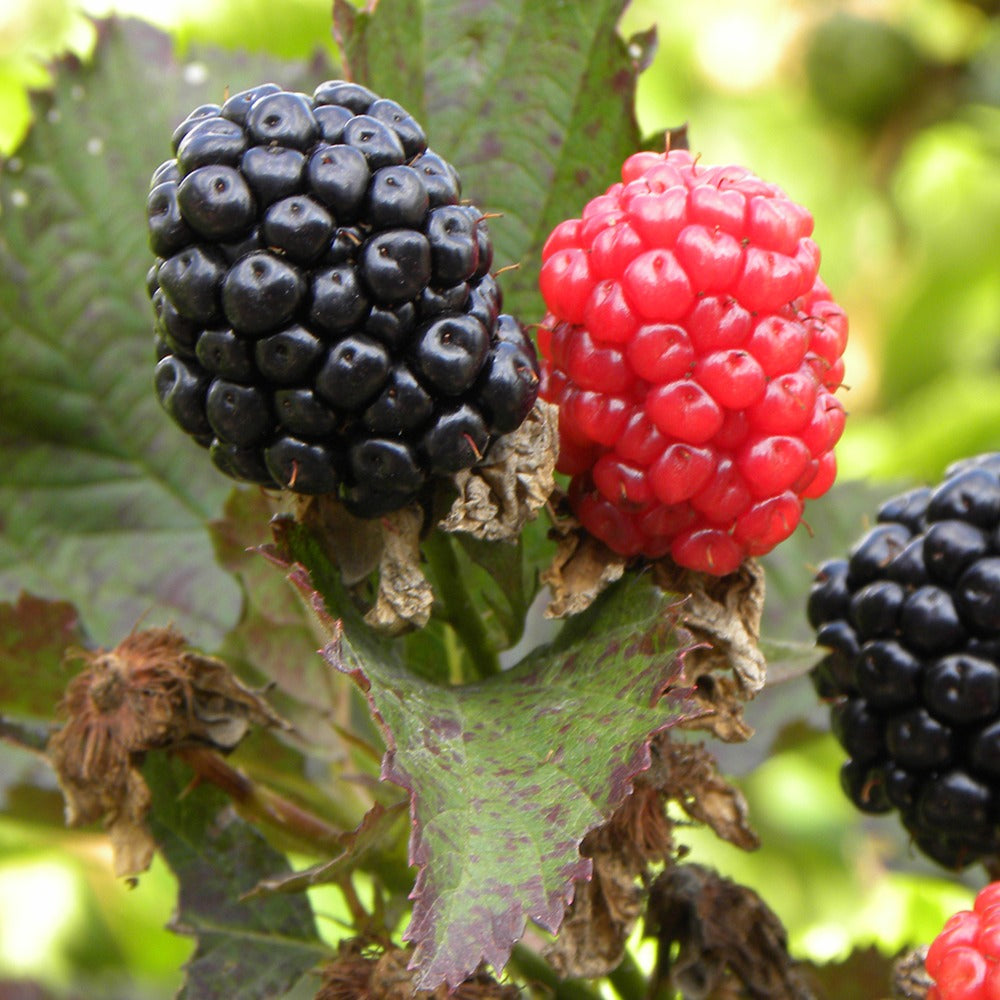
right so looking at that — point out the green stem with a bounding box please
[423,531,502,680]
[608,950,648,1000]
[508,944,604,1000]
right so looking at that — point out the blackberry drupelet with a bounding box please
[810,453,1000,868]
[146,81,538,514]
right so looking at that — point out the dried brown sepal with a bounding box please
[892,947,931,1000]
[440,398,558,543]
[315,941,522,1000]
[363,506,434,634]
[654,557,767,699]
[547,734,758,981]
[540,493,627,619]
[647,734,759,851]
[681,671,756,744]
[647,863,816,1000]
[544,791,655,979]
[46,627,287,877]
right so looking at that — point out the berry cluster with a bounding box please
[926,882,1000,999]
[537,148,847,575]
[809,454,1000,867]
[146,80,538,516]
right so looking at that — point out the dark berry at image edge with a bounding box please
[146,79,539,513]
[809,453,1000,867]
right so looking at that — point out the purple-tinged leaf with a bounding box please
[273,521,699,989]
[0,592,84,719]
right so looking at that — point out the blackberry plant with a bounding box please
[2,5,998,1000]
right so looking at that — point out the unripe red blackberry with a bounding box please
[537,149,847,575]
[146,82,539,515]
[810,454,1000,868]
[926,881,1000,999]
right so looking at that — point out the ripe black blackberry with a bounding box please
[809,453,1000,868]
[146,81,539,516]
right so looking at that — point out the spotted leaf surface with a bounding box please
[275,520,698,989]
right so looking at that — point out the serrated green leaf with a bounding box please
[0,592,84,719]
[338,0,646,321]
[274,525,698,989]
[144,752,327,1000]
[0,19,335,649]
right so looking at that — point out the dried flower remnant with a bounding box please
[47,626,287,876]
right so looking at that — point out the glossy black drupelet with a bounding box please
[146,81,539,513]
[809,453,1000,867]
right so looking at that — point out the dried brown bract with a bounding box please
[541,493,627,619]
[655,556,766,698]
[440,398,558,543]
[316,941,521,1000]
[547,734,758,981]
[544,791,655,979]
[892,947,932,1000]
[47,627,286,876]
[647,863,815,1000]
[647,735,759,851]
[363,506,434,634]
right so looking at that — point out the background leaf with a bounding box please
[0,19,336,650]
[337,0,648,321]
[0,592,84,719]
[209,488,347,755]
[144,752,327,1000]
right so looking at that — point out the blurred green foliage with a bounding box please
[1,0,999,996]
[621,0,1000,485]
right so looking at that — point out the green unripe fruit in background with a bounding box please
[805,13,924,128]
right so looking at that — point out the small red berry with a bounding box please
[539,149,848,572]
[927,883,1000,1000]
